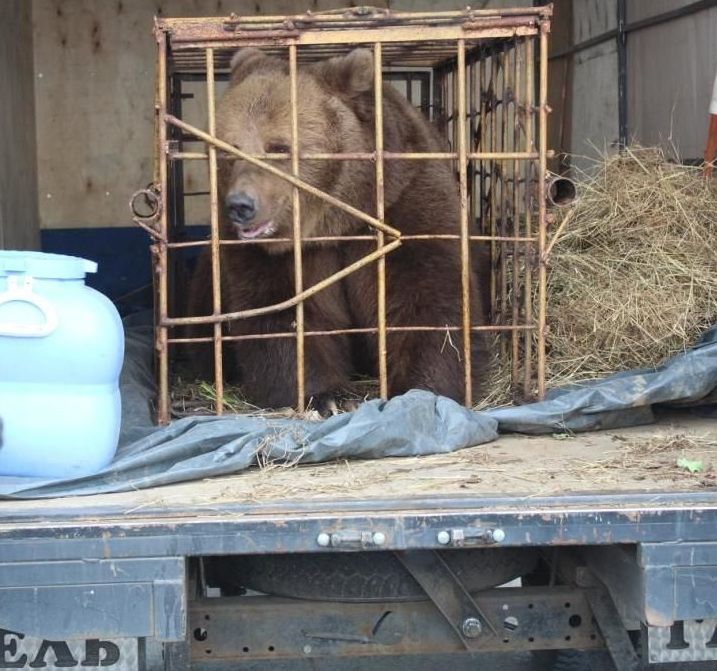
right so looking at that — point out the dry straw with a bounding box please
[543,146,717,388]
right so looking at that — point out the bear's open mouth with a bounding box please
[233,220,276,240]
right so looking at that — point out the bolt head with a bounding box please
[372,532,386,546]
[437,530,451,545]
[316,532,331,547]
[462,617,482,638]
[491,528,506,543]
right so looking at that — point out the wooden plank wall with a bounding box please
[0,1,40,250]
[31,0,531,230]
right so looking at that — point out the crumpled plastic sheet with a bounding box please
[0,324,714,499]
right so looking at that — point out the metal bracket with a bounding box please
[316,530,387,549]
[587,588,640,671]
[395,550,497,650]
[436,527,506,547]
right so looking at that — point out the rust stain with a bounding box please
[91,20,102,53]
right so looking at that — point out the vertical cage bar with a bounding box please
[511,40,521,387]
[523,36,535,398]
[468,60,476,225]
[289,45,306,408]
[374,42,388,400]
[537,24,549,399]
[457,39,472,405]
[156,31,170,425]
[206,47,224,414]
[489,53,498,319]
[479,58,487,237]
[499,47,508,359]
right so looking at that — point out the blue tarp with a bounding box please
[0,323,715,499]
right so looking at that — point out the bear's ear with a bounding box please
[229,48,267,84]
[313,48,374,98]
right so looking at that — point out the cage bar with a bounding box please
[155,30,170,425]
[374,42,388,400]
[289,45,306,409]
[205,48,224,415]
[456,39,472,404]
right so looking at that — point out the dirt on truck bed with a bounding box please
[1,411,715,517]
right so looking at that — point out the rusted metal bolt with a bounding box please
[462,617,482,638]
[316,532,331,547]
[437,530,451,545]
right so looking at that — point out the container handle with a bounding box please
[0,276,59,338]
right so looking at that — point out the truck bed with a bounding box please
[0,411,715,561]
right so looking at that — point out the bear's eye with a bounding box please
[266,142,291,155]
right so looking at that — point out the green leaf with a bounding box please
[677,458,704,474]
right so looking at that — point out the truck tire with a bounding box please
[206,548,538,602]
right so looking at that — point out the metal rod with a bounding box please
[170,150,545,161]
[617,0,628,149]
[489,52,499,320]
[499,46,508,361]
[206,48,224,415]
[165,115,402,239]
[457,39,472,405]
[166,233,539,249]
[162,239,402,327]
[524,36,535,398]
[167,323,537,344]
[156,31,170,426]
[512,39,521,387]
[289,45,305,410]
[374,42,388,399]
[538,23,549,399]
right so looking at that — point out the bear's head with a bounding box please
[215,47,376,246]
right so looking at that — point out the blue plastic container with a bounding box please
[0,252,124,478]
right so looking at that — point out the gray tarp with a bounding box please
[0,323,715,499]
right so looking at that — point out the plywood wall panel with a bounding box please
[0,1,40,249]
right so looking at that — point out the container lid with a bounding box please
[0,251,97,279]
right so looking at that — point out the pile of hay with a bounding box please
[545,147,717,387]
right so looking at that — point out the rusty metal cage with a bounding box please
[135,5,553,424]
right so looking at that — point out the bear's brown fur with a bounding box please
[187,48,489,409]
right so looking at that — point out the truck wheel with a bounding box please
[206,548,538,602]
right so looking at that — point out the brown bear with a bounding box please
[186,47,489,411]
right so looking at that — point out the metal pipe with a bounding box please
[165,115,401,239]
[523,36,535,399]
[155,30,170,426]
[170,150,546,161]
[166,233,539,249]
[374,42,388,399]
[537,23,549,400]
[617,0,628,149]
[457,39,472,405]
[512,39,521,387]
[167,323,536,345]
[289,45,305,410]
[546,175,578,208]
[206,48,224,415]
